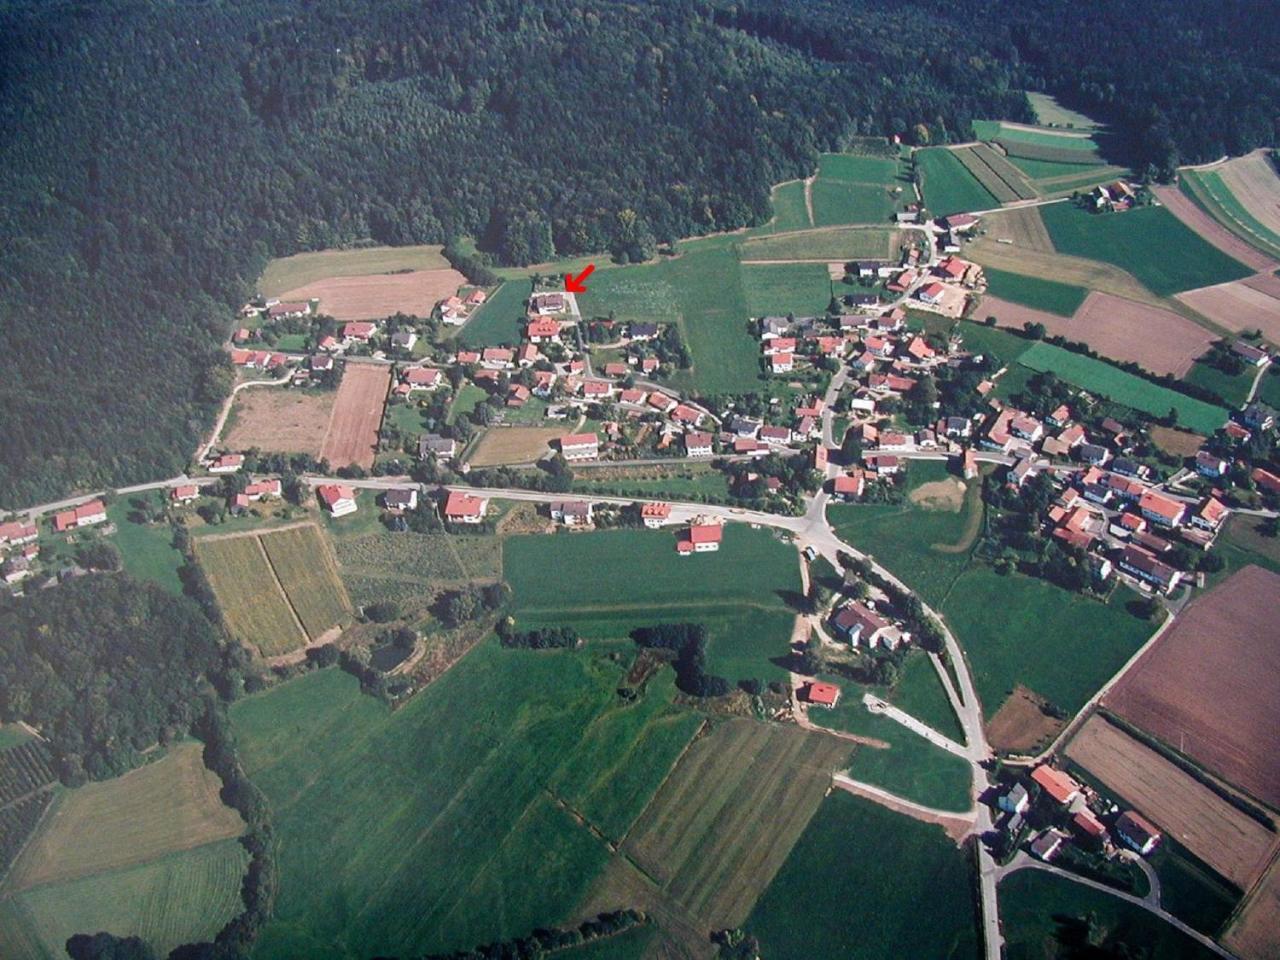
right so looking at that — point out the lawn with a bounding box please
[194,534,307,654]
[1040,202,1253,297]
[258,244,450,298]
[457,279,530,346]
[739,262,836,317]
[999,869,1221,960]
[382,398,427,438]
[106,499,186,595]
[739,226,903,262]
[1016,341,1229,434]
[982,266,1088,317]
[811,178,895,226]
[745,790,980,959]
[446,381,488,424]
[939,568,1152,719]
[917,147,998,217]
[505,525,802,683]
[893,650,964,743]
[233,646,701,959]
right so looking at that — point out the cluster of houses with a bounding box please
[995,763,1162,864]
[436,288,489,326]
[0,517,41,585]
[913,254,985,316]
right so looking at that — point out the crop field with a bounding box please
[456,279,530,345]
[955,145,1036,201]
[917,147,997,216]
[739,261,835,317]
[258,244,451,298]
[333,530,501,610]
[195,535,306,653]
[231,645,705,958]
[940,568,1151,721]
[466,426,561,466]
[506,525,802,683]
[319,363,391,469]
[259,525,351,638]
[1040,202,1253,297]
[1226,854,1280,960]
[985,686,1065,755]
[1177,278,1280,342]
[738,226,903,262]
[277,269,465,322]
[1155,183,1279,271]
[982,266,1087,316]
[1066,715,1277,890]
[1103,565,1280,810]
[221,386,336,456]
[1000,870,1220,960]
[1016,341,1228,434]
[745,790,979,960]
[979,206,1055,251]
[1180,153,1280,262]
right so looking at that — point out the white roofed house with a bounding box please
[550,500,594,526]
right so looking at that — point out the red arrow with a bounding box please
[564,264,595,294]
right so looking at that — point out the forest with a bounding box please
[1,0,1276,505]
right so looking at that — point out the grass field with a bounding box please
[957,319,1037,366]
[917,148,998,217]
[1026,93,1102,131]
[258,244,450,298]
[754,180,811,233]
[446,381,488,424]
[505,525,802,683]
[1008,156,1113,181]
[1016,341,1229,434]
[195,535,306,654]
[457,279,530,346]
[259,525,351,638]
[106,499,185,594]
[573,465,731,501]
[232,647,702,958]
[982,266,1088,317]
[0,724,32,749]
[1183,358,1256,407]
[745,790,979,959]
[738,226,903,262]
[811,179,895,226]
[816,154,899,183]
[955,145,1035,202]
[1040,202,1252,297]
[332,527,502,612]
[739,261,835,318]
[999,869,1220,959]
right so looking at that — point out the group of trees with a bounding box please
[631,623,732,698]
[496,623,579,649]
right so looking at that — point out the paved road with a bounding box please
[833,773,976,827]
[862,693,970,759]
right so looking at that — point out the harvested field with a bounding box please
[1150,426,1206,458]
[258,244,451,298]
[195,535,306,655]
[467,426,562,466]
[1066,715,1278,890]
[259,525,351,638]
[1177,278,1280,343]
[1217,152,1280,239]
[985,685,1065,755]
[1104,565,1280,810]
[1225,854,1280,960]
[980,206,1055,252]
[1154,185,1278,273]
[277,268,466,321]
[320,362,390,469]
[1068,292,1214,376]
[1244,271,1280,299]
[909,477,965,511]
[221,387,335,456]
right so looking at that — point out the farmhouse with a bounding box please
[243,478,281,501]
[443,490,487,524]
[684,432,714,457]
[641,502,672,528]
[1116,811,1161,856]
[530,292,566,315]
[1030,765,1081,807]
[317,484,357,517]
[558,432,600,461]
[917,282,946,305]
[209,453,244,474]
[800,681,841,707]
[52,500,108,533]
[383,488,418,512]
[550,500,593,526]
[1118,544,1182,594]
[170,484,200,504]
[676,522,722,555]
[1232,340,1269,366]
[832,601,900,649]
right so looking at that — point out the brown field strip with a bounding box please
[1218,151,1280,239]
[966,237,1165,307]
[1149,426,1206,458]
[278,268,466,321]
[1177,277,1280,343]
[1066,715,1278,889]
[5,742,244,891]
[986,685,1065,755]
[1103,565,1280,811]
[1155,184,1278,273]
[194,536,306,655]
[1225,853,1280,960]
[466,426,563,467]
[221,387,335,456]
[977,207,1055,252]
[320,363,391,469]
[259,525,351,638]
[1243,272,1280,299]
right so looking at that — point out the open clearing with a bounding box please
[1154,183,1279,272]
[278,269,465,321]
[221,386,335,455]
[231,646,705,958]
[1103,565,1280,810]
[986,685,1065,755]
[1026,93,1102,131]
[1226,853,1280,960]
[745,790,979,959]
[258,244,451,297]
[1177,277,1280,343]
[466,426,562,466]
[506,525,802,684]
[1067,715,1277,890]
[320,362,391,469]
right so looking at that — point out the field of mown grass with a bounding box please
[917,147,997,217]
[1040,202,1253,297]
[259,525,351,637]
[810,179,895,226]
[1016,341,1229,434]
[745,790,980,959]
[506,525,802,683]
[753,180,811,233]
[739,261,834,317]
[457,279,530,346]
[738,226,903,262]
[231,647,702,959]
[105,499,186,595]
[982,266,1088,317]
[194,535,306,654]
[258,244,450,298]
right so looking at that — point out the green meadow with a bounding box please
[917,148,997,217]
[982,266,1088,317]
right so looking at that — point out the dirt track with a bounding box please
[320,364,390,469]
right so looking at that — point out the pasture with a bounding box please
[1026,93,1102,131]
[754,179,811,233]
[957,320,1036,366]
[1065,716,1277,890]
[1102,565,1280,810]
[277,269,465,322]
[221,386,336,456]
[738,226,903,262]
[505,525,802,683]
[917,147,997,216]
[745,791,979,960]
[457,279,530,345]
[258,244,451,298]
[1016,341,1229,434]
[810,179,895,226]
[739,261,835,318]
[1183,357,1256,408]
[1039,202,1253,297]
[231,646,702,958]
[981,266,1087,316]
[319,362,391,469]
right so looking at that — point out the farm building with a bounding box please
[52,500,107,533]
[677,522,722,555]
[1030,765,1081,807]
[1116,811,1162,855]
[0,521,38,547]
[317,484,357,517]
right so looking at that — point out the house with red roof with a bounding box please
[759,425,791,446]
[733,437,765,456]
[243,478,282,501]
[581,379,611,399]
[209,454,244,474]
[51,499,107,534]
[516,343,541,367]
[671,404,703,426]
[676,522,722,555]
[0,520,39,547]
[1030,765,1081,806]
[507,383,531,407]
[1191,496,1228,532]
[465,289,487,306]
[1252,466,1280,496]
[317,484,357,517]
[526,317,561,342]
[762,337,796,356]
[769,353,795,373]
[443,490,487,524]
[640,356,660,374]
[813,445,829,471]
[1138,490,1186,528]
[317,335,340,352]
[917,282,946,305]
[233,327,252,344]
[481,347,514,369]
[559,433,599,461]
[832,601,892,648]
[935,257,967,281]
[267,300,312,320]
[800,681,840,707]
[456,350,481,365]
[862,453,900,475]
[647,392,677,414]
[905,336,936,361]
[832,471,864,501]
[170,484,200,504]
[1118,544,1182,593]
[532,370,557,397]
[402,367,442,391]
[619,388,647,405]
[603,362,628,378]
[641,502,672,528]
[684,432,714,457]
[550,500,594,527]
[342,321,376,343]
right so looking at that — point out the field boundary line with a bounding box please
[0,788,58,893]
[615,718,706,851]
[253,535,310,643]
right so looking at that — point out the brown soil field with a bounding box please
[466,426,563,467]
[1176,277,1280,343]
[1149,425,1206,458]
[1154,184,1278,273]
[222,387,335,455]
[986,685,1065,755]
[1225,853,1280,960]
[1219,151,1280,238]
[978,206,1055,252]
[320,363,391,469]
[1066,714,1278,889]
[278,267,466,321]
[1243,271,1280,299]
[909,477,966,511]
[1103,565,1280,810]
[966,237,1164,308]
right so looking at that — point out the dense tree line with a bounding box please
[497,624,579,649]
[631,623,732,697]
